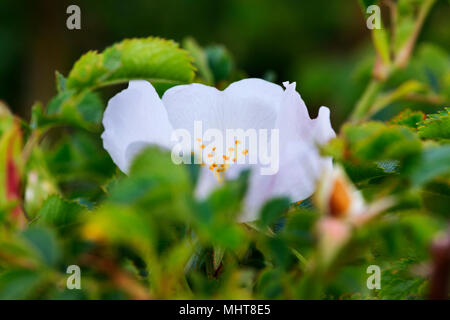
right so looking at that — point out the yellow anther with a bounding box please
[222,155,230,160]
[242,149,249,156]
[228,147,235,152]
[235,140,241,145]
[232,158,236,163]
[196,138,202,142]
[212,163,217,168]
[212,146,216,151]
[207,153,213,158]
[200,144,205,149]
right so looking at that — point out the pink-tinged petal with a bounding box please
[101,81,173,173]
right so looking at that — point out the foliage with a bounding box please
[0,1,449,300]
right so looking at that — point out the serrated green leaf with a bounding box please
[342,122,422,163]
[379,258,427,299]
[38,90,103,131]
[36,195,86,228]
[417,107,450,140]
[183,37,214,84]
[66,37,195,93]
[389,109,425,129]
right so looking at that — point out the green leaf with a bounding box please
[352,212,440,261]
[66,37,195,93]
[0,269,45,299]
[204,169,249,221]
[36,195,86,228]
[341,122,422,165]
[379,258,427,299]
[417,107,450,140]
[183,37,214,84]
[32,90,104,132]
[421,180,450,218]
[45,130,116,200]
[410,145,450,186]
[22,227,60,266]
[213,245,225,271]
[83,204,155,255]
[46,90,103,128]
[282,209,319,256]
[389,109,425,129]
[125,146,192,210]
[205,45,234,83]
[358,0,379,11]
[55,71,67,93]
[415,44,450,94]
[258,197,291,228]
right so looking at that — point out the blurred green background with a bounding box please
[0,0,449,127]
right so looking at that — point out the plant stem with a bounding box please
[350,79,384,122]
[350,0,436,122]
[21,129,42,163]
[394,0,436,68]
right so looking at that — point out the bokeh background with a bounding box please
[0,0,449,127]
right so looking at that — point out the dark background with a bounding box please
[0,0,448,126]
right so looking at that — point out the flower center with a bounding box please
[195,138,249,183]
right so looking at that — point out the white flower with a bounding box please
[102,78,335,221]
